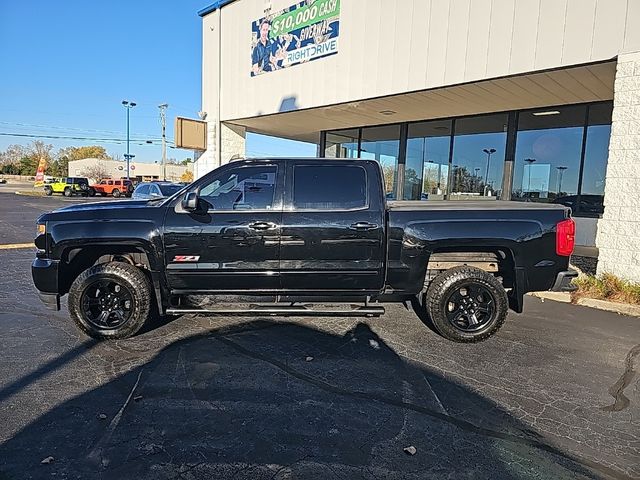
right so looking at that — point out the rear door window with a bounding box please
[136,184,150,196]
[293,165,367,210]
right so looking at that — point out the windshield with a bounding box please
[158,184,183,196]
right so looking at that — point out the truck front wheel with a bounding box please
[68,262,152,339]
[424,266,508,343]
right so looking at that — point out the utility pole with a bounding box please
[159,103,168,181]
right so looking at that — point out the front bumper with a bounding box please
[550,269,578,292]
[32,258,61,310]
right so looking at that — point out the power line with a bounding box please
[0,120,160,137]
[0,132,175,145]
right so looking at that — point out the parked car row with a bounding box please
[42,177,184,200]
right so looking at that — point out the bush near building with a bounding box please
[572,273,640,305]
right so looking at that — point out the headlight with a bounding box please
[37,223,46,236]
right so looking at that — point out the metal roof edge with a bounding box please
[198,0,238,17]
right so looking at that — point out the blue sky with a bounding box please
[0,0,315,162]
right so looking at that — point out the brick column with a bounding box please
[595,51,640,282]
[220,123,246,163]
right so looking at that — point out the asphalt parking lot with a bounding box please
[0,190,638,479]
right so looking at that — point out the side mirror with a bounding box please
[181,191,199,211]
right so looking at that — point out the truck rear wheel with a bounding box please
[424,266,508,343]
[63,187,72,197]
[44,186,53,196]
[112,189,121,198]
[68,262,152,339]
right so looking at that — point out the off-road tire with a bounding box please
[424,266,508,343]
[88,188,96,197]
[126,183,134,195]
[44,186,53,196]
[68,262,152,339]
[112,188,121,198]
[63,187,72,197]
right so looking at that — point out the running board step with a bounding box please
[166,305,385,317]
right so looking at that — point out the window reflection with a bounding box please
[325,129,358,158]
[451,114,507,199]
[578,103,612,215]
[360,125,400,199]
[405,120,451,200]
[513,105,586,203]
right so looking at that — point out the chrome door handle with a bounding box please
[248,221,277,231]
[349,222,379,231]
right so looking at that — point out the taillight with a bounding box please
[556,218,575,256]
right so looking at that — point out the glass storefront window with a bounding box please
[451,114,508,199]
[579,103,612,215]
[513,105,586,203]
[360,125,401,199]
[320,100,611,216]
[324,129,358,158]
[405,120,451,200]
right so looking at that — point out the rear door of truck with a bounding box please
[279,160,386,292]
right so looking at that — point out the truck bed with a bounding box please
[387,200,568,211]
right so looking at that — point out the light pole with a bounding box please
[483,148,496,195]
[122,100,136,180]
[524,158,536,200]
[158,103,168,181]
[556,166,568,196]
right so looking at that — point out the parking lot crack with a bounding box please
[215,335,633,480]
[602,343,640,412]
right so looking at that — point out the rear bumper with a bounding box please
[550,269,578,292]
[32,258,61,310]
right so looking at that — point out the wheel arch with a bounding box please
[58,242,164,313]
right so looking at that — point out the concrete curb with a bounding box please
[575,298,640,317]
[528,291,571,303]
[14,190,45,197]
[528,291,640,317]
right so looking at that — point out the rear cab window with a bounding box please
[292,164,367,210]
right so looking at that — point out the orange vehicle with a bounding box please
[88,178,134,198]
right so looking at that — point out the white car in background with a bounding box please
[131,181,184,200]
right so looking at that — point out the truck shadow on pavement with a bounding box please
[0,320,620,480]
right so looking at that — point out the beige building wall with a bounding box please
[209,0,639,121]
[68,158,193,183]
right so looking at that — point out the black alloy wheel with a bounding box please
[444,283,495,332]
[80,279,134,330]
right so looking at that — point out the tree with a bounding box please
[180,170,194,183]
[80,164,110,182]
[58,145,109,162]
[181,158,192,166]
[18,156,38,176]
[0,144,28,166]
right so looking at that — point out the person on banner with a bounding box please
[251,19,277,76]
[272,32,301,69]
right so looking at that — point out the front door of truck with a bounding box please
[279,161,386,292]
[163,162,283,292]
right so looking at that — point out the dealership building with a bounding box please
[194,0,640,282]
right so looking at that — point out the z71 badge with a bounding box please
[172,255,200,262]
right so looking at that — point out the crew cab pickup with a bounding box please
[32,158,577,342]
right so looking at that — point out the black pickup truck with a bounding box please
[32,158,577,342]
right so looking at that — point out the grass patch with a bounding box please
[572,273,640,305]
[15,190,45,197]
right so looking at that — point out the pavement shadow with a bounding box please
[0,320,615,479]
